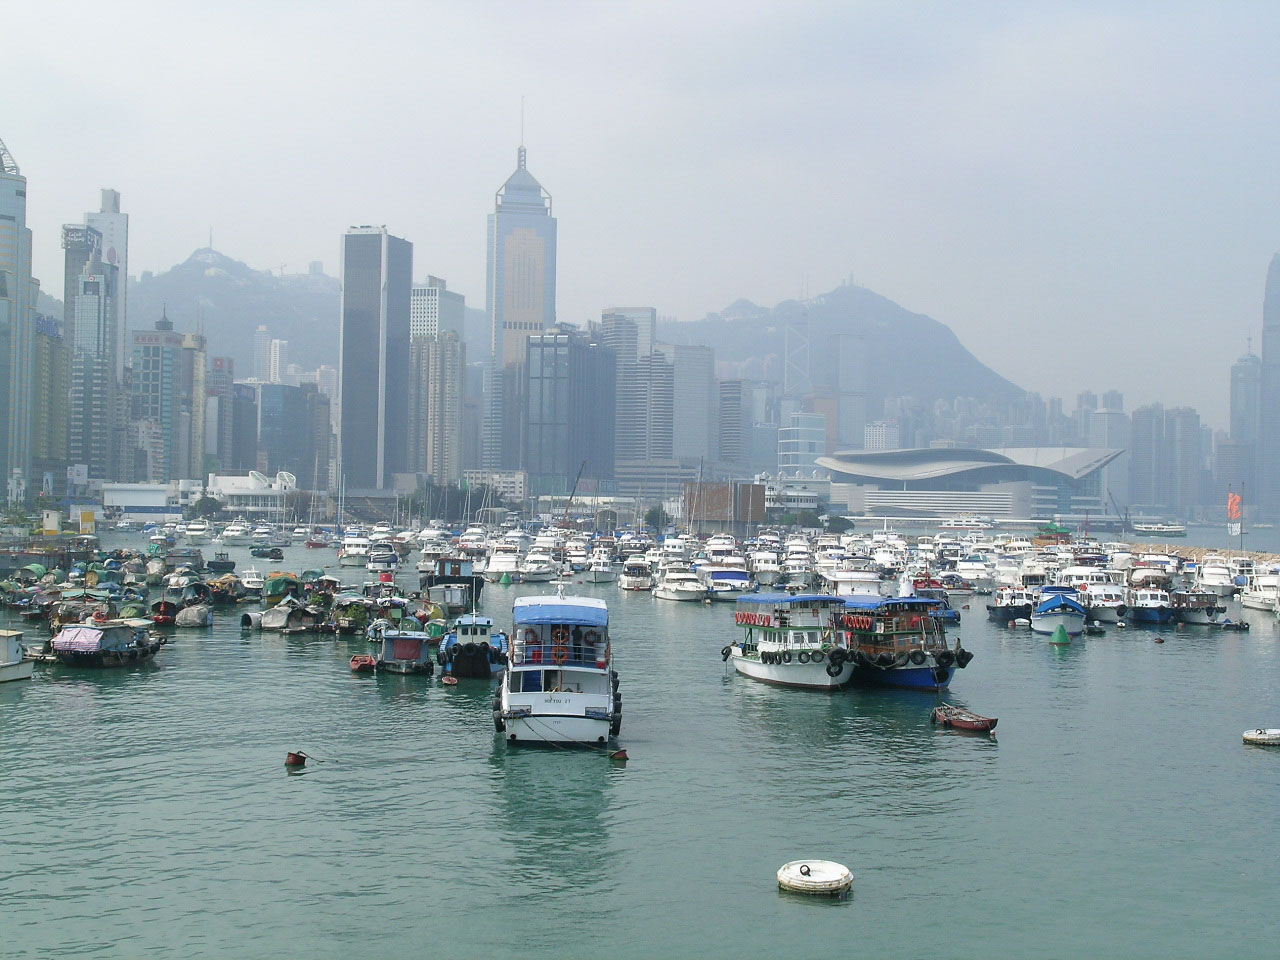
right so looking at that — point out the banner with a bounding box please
[1227,491,1242,521]
[1228,522,1242,538]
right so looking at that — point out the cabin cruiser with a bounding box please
[369,522,395,543]
[339,533,372,567]
[986,586,1037,622]
[1030,586,1086,636]
[184,519,212,545]
[498,593,620,745]
[219,518,252,545]
[240,567,266,597]
[366,545,400,575]
[619,556,654,591]
[748,551,781,586]
[483,538,523,583]
[699,565,755,602]
[653,564,709,602]
[1240,566,1280,611]
[518,550,560,583]
[583,548,618,584]
[1078,582,1128,623]
[1194,555,1236,597]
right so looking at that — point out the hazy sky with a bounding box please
[10,1,1280,425]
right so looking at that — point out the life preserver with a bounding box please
[552,626,571,646]
[552,643,569,665]
[583,629,601,649]
[522,628,538,646]
[1079,583,1088,592]
[93,610,107,622]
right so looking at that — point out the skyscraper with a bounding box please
[338,226,412,489]
[61,224,101,324]
[408,330,466,485]
[252,325,271,381]
[84,189,128,381]
[410,276,465,339]
[68,253,119,479]
[32,315,69,496]
[1258,255,1280,514]
[655,342,716,461]
[268,338,288,384]
[1,134,39,503]
[131,312,184,482]
[179,331,208,480]
[483,147,556,468]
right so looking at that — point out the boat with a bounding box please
[497,593,620,745]
[931,703,997,732]
[1127,586,1174,624]
[250,546,285,560]
[1131,521,1187,537]
[46,618,163,667]
[338,533,372,567]
[517,550,559,583]
[0,629,33,682]
[583,548,618,584]
[482,538,523,583]
[1242,728,1280,745]
[841,597,972,690]
[371,620,435,675]
[619,555,654,591]
[726,593,855,689]
[653,564,708,602]
[350,654,377,673]
[1194,555,1236,597]
[246,596,324,633]
[207,551,236,573]
[331,593,373,635]
[366,545,400,575]
[1030,587,1087,637]
[439,614,508,679]
[174,604,214,627]
[184,519,213,544]
[418,556,485,610]
[221,518,253,545]
[1171,590,1225,625]
[240,567,265,597]
[699,565,755,602]
[986,586,1037,622]
[1240,567,1280,611]
[1076,581,1128,624]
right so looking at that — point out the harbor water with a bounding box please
[3,539,1279,958]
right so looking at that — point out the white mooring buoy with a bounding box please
[777,860,852,895]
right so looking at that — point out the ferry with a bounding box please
[1131,521,1187,537]
[725,594,855,689]
[497,593,620,746]
[840,596,973,690]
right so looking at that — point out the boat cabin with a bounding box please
[842,596,951,657]
[508,596,611,695]
[733,593,845,656]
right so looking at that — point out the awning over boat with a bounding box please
[844,596,941,610]
[738,593,843,606]
[52,626,106,652]
[513,596,608,627]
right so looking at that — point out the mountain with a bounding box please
[128,249,341,373]
[659,281,1023,410]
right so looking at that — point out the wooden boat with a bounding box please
[350,654,377,673]
[931,703,998,732]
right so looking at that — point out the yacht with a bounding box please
[291,526,311,542]
[458,526,489,556]
[366,545,400,575]
[1030,586,1087,636]
[497,593,620,745]
[369,522,395,543]
[700,565,755,602]
[1194,555,1236,597]
[748,551,781,586]
[221,519,253,545]
[653,564,709,602]
[483,538,523,583]
[184,519,212,545]
[619,555,654,591]
[518,550,560,583]
[338,533,372,567]
[583,548,618,584]
[240,567,266,597]
[1240,566,1280,611]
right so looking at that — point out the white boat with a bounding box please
[1171,590,1225,625]
[0,629,34,683]
[619,556,654,591]
[250,524,273,544]
[583,549,618,584]
[483,538,523,583]
[727,593,855,688]
[184,519,212,545]
[1078,582,1128,623]
[240,567,265,596]
[339,534,372,567]
[1030,588,1087,636]
[699,564,755,602]
[518,551,560,583]
[748,551,781,586]
[653,565,708,602]
[498,593,619,745]
[291,526,311,542]
[1243,728,1280,746]
[1194,555,1236,598]
[366,546,399,575]
[1240,568,1280,611]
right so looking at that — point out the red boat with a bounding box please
[931,703,997,732]
[305,538,328,549]
[350,654,377,673]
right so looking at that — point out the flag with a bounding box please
[1228,491,1243,521]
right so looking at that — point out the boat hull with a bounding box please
[0,659,34,682]
[1030,610,1085,636]
[338,554,366,567]
[730,650,854,689]
[653,586,707,601]
[1085,603,1126,623]
[854,663,955,691]
[583,570,618,583]
[987,603,1032,622]
[1175,608,1223,625]
[504,714,612,745]
[1127,606,1173,624]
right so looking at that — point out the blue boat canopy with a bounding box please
[844,596,942,610]
[513,596,609,628]
[738,593,843,606]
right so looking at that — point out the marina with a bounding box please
[1,527,1279,958]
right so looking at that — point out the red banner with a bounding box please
[1228,491,1243,521]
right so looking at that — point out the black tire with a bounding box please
[811,650,824,663]
[798,651,811,664]
[956,648,974,668]
[721,645,732,662]
[825,661,841,678]
[463,641,477,655]
[493,711,505,732]
[782,650,792,664]
[479,642,491,655]
[933,666,949,685]
[910,650,927,666]
[935,650,954,668]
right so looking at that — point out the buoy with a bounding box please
[609,749,628,761]
[1049,624,1071,645]
[777,860,852,896]
[442,675,458,686]
[285,751,307,767]
[1243,728,1280,745]
[1154,636,1164,644]
[500,572,512,586]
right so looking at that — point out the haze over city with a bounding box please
[10,1,1280,424]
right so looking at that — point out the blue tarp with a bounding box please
[844,596,941,610]
[513,596,609,627]
[1035,592,1086,615]
[738,593,843,606]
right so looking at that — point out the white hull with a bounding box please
[366,562,398,574]
[222,535,252,546]
[505,714,612,744]
[619,576,652,591]
[1177,609,1223,625]
[707,586,754,602]
[519,569,558,583]
[338,554,366,567]
[730,650,853,689]
[1197,583,1236,598]
[1085,604,1125,623]
[1030,610,1085,636]
[584,569,618,583]
[654,585,707,601]
[0,659,34,683]
[1240,593,1278,611]
[753,569,780,586]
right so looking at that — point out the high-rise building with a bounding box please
[131,312,184,481]
[410,276,465,339]
[68,253,119,479]
[1229,347,1262,498]
[484,147,556,468]
[523,327,614,494]
[230,382,259,472]
[655,342,715,461]
[179,332,208,480]
[252,325,271,381]
[1088,408,1130,507]
[61,224,100,325]
[338,226,412,489]
[84,189,128,381]
[268,338,288,384]
[864,420,901,451]
[255,382,327,488]
[1,134,39,503]
[32,315,69,496]
[834,333,869,449]
[604,309,673,466]
[1258,255,1280,514]
[778,411,827,476]
[408,330,466,485]
[716,379,753,473]
[206,357,235,472]
[1129,404,1202,513]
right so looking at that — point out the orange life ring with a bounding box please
[1079,582,1089,592]
[583,629,601,648]
[522,627,539,646]
[552,626,571,646]
[93,610,107,622]
[552,643,569,665]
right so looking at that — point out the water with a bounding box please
[3,540,1279,958]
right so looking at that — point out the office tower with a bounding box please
[1230,348,1262,446]
[778,411,827,476]
[1101,389,1124,412]
[651,343,714,461]
[32,315,69,495]
[1129,404,1202,512]
[603,309,673,466]
[410,276,465,339]
[253,325,271,381]
[179,332,208,479]
[84,190,128,381]
[1256,255,1280,513]
[256,382,326,487]
[716,379,753,472]
[1088,407,1130,507]
[230,382,259,471]
[602,307,655,359]
[61,224,101,324]
[1,135,39,502]
[483,147,556,468]
[268,338,288,384]
[408,330,465,484]
[863,420,901,451]
[834,333,869,448]
[523,327,614,494]
[338,226,412,489]
[206,357,235,471]
[131,312,184,481]
[68,253,119,479]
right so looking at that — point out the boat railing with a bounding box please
[510,632,610,669]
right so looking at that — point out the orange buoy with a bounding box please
[442,675,459,686]
[285,751,307,767]
[1154,637,1165,644]
[610,749,628,761]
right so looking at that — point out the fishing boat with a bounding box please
[725,593,855,689]
[0,629,33,682]
[653,564,708,602]
[497,593,620,745]
[931,703,997,732]
[841,596,974,690]
[439,614,508,679]
[418,556,484,610]
[207,551,235,573]
[985,586,1037,622]
[1127,586,1174,624]
[1030,587,1087,637]
[371,621,435,675]
[46,618,163,667]
[1171,590,1225,625]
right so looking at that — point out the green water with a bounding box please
[3,542,1279,958]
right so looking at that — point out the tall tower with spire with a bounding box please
[483,145,557,468]
[1258,255,1280,514]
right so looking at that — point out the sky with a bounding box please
[9,1,1280,426]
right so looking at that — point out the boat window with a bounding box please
[512,670,543,693]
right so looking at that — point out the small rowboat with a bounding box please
[1242,728,1280,746]
[932,703,998,732]
[350,654,377,673]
